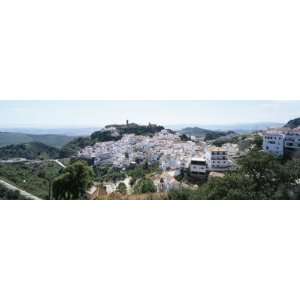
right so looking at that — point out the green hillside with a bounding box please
[60,136,91,158]
[0,132,74,148]
[284,117,300,129]
[0,161,62,199]
[178,127,236,140]
[0,142,60,160]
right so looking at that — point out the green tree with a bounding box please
[134,178,156,194]
[253,135,263,150]
[53,161,94,199]
[116,182,127,195]
[167,150,300,200]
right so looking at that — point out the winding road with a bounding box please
[0,179,42,200]
[0,159,66,199]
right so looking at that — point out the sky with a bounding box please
[0,100,299,128]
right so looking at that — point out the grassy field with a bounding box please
[0,161,62,199]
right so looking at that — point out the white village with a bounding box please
[77,123,237,198]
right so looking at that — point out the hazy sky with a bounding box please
[0,100,299,128]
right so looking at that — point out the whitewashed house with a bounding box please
[206,147,232,170]
[262,130,286,156]
[189,157,207,174]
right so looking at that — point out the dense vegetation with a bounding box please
[168,150,300,200]
[0,142,60,160]
[133,178,156,194]
[94,162,160,185]
[94,165,127,183]
[52,161,94,199]
[212,134,263,152]
[102,123,164,136]
[0,161,62,199]
[0,132,74,148]
[0,182,29,199]
[60,136,91,158]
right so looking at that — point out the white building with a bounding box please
[284,128,300,158]
[206,147,232,170]
[262,130,285,156]
[285,130,300,149]
[189,157,207,174]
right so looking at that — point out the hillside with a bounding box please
[178,127,236,141]
[0,161,62,199]
[60,123,165,157]
[60,136,91,158]
[0,132,74,148]
[0,142,60,160]
[284,117,300,129]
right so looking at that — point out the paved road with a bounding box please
[52,159,66,168]
[0,179,42,200]
[0,158,67,169]
[0,158,66,200]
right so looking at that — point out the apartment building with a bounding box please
[263,128,300,158]
[284,128,300,158]
[189,157,207,174]
[205,147,232,170]
[262,130,286,156]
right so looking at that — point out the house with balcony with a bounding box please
[205,147,232,171]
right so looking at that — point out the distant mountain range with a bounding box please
[167,122,284,133]
[0,127,100,136]
[0,119,297,161]
[0,122,285,136]
[0,132,75,148]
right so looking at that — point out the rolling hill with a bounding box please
[0,142,60,160]
[178,127,236,141]
[0,132,75,148]
[284,117,300,129]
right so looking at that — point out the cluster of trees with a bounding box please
[104,123,164,136]
[94,166,127,183]
[133,178,156,194]
[0,161,61,199]
[0,142,60,160]
[212,134,263,151]
[127,163,159,186]
[60,136,91,158]
[52,161,94,199]
[50,160,159,199]
[168,150,300,200]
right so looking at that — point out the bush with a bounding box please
[134,178,156,194]
[116,182,127,195]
